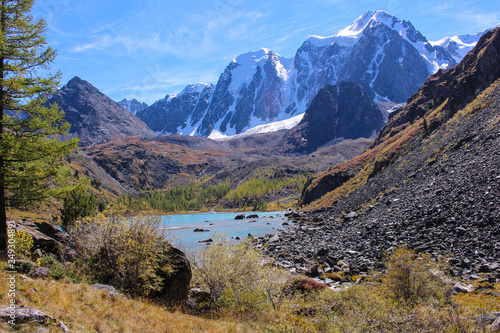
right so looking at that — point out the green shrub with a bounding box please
[14,260,37,274]
[384,246,446,307]
[67,206,174,298]
[60,188,98,231]
[14,230,34,259]
[192,234,292,313]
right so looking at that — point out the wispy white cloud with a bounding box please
[70,5,267,62]
[103,64,222,104]
[421,0,499,34]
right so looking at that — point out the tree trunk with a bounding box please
[0,0,7,255]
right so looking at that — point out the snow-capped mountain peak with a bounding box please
[338,10,398,37]
[228,48,294,95]
[306,11,424,48]
[176,82,210,97]
[232,48,273,65]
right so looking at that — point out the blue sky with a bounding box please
[32,0,500,105]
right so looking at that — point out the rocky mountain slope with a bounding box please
[48,77,156,146]
[257,27,500,280]
[81,137,229,190]
[282,82,385,153]
[136,10,490,138]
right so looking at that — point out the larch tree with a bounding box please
[0,0,78,253]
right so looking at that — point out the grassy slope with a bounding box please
[0,267,255,333]
[1,264,499,333]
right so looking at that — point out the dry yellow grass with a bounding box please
[0,267,257,333]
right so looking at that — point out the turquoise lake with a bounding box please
[160,211,287,253]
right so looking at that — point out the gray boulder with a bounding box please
[0,306,68,331]
[91,284,124,297]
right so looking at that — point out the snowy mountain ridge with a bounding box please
[136,10,496,138]
[118,98,149,115]
[430,23,500,63]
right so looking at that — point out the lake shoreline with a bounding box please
[161,211,287,252]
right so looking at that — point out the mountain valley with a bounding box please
[17,5,496,289]
[40,11,499,222]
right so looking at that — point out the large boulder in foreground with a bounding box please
[154,246,192,307]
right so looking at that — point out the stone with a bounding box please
[35,328,50,333]
[278,261,294,269]
[479,264,493,273]
[31,267,51,279]
[316,248,329,257]
[246,214,259,219]
[453,282,477,293]
[489,317,500,331]
[193,228,209,232]
[268,234,280,243]
[234,214,245,220]
[188,288,211,309]
[198,238,213,243]
[0,305,68,331]
[58,321,70,332]
[482,290,500,297]
[344,211,359,220]
[456,227,467,237]
[16,224,63,257]
[91,284,123,297]
[19,275,33,282]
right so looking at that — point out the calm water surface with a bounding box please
[161,211,286,253]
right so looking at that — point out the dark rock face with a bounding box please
[48,77,156,146]
[138,84,213,134]
[16,221,64,259]
[347,23,434,102]
[283,82,385,154]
